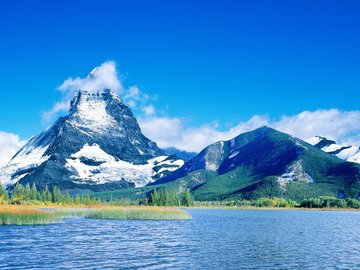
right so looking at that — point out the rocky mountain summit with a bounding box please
[0,86,183,191]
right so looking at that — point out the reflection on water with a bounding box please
[0,209,359,269]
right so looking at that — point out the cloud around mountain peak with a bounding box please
[58,61,123,94]
[31,61,360,154]
[139,109,360,153]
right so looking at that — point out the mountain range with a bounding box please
[1,75,359,201]
[149,127,360,201]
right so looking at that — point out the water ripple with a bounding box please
[0,209,359,269]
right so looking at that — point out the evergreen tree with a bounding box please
[0,182,9,202]
[139,196,149,206]
[64,192,71,204]
[42,185,52,202]
[84,194,91,205]
[148,188,181,206]
[13,183,25,200]
[159,188,168,206]
[24,183,31,201]
[181,189,194,207]
[51,186,62,203]
[171,190,179,206]
[150,189,160,206]
[74,194,81,205]
[30,183,39,200]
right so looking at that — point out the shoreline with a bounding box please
[1,204,359,212]
[186,206,360,212]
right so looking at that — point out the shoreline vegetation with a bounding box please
[0,205,191,225]
[0,183,193,225]
[193,196,360,209]
[1,183,360,225]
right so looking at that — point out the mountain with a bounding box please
[0,88,183,191]
[306,136,360,164]
[152,127,360,201]
[162,147,197,161]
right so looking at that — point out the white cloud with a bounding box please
[139,115,268,152]
[43,61,155,122]
[4,108,358,166]
[39,61,360,153]
[42,101,70,122]
[0,131,26,168]
[123,86,152,110]
[142,105,156,116]
[271,109,360,143]
[58,61,123,94]
[43,61,124,121]
[124,86,141,99]
[139,109,360,152]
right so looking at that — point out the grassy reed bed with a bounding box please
[0,205,61,225]
[85,206,191,220]
[0,205,190,225]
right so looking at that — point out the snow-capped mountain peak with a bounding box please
[306,136,360,164]
[0,88,184,190]
[69,90,117,131]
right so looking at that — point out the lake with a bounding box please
[0,209,359,269]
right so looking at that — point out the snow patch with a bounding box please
[155,159,185,175]
[228,151,239,159]
[0,144,50,187]
[65,144,184,187]
[306,136,322,145]
[69,92,117,131]
[307,136,360,164]
[336,146,360,161]
[72,143,114,162]
[348,150,360,163]
[322,144,343,153]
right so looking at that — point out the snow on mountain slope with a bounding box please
[0,117,66,187]
[0,66,184,190]
[64,143,184,187]
[0,145,50,187]
[337,146,360,163]
[69,91,117,132]
[306,136,360,164]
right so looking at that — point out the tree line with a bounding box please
[0,183,195,207]
[147,188,194,207]
[194,196,360,209]
[299,196,360,209]
[2,182,358,209]
[0,183,100,205]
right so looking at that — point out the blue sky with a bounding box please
[0,0,360,160]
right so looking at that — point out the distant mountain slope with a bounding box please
[162,147,197,161]
[0,85,183,191]
[152,127,360,201]
[307,136,360,164]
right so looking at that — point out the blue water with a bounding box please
[0,209,359,269]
